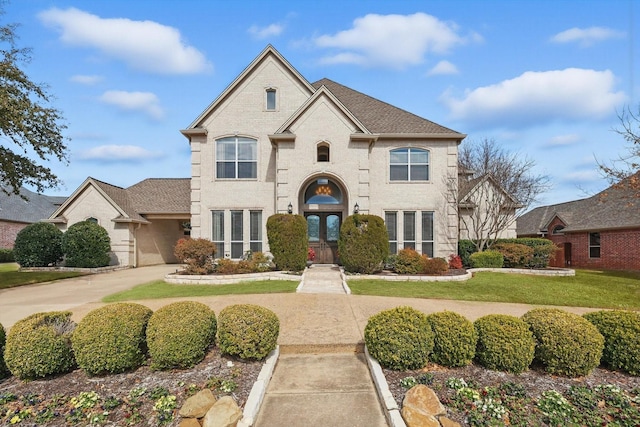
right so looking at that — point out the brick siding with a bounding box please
[0,220,28,248]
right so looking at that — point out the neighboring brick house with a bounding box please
[0,187,65,248]
[47,178,190,267]
[180,45,466,263]
[516,175,640,270]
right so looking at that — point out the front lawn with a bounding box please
[103,279,299,302]
[0,263,85,290]
[348,269,640,310]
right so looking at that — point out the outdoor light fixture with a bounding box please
[287,202,293,214]
[354,202,359,214]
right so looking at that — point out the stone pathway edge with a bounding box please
[237,346,280,427]
[365,346,407,427]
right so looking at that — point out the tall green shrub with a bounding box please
[338,214,389,274]
[13,222,63,267]
[458,239,477,268]
[0,322,8,379]
[584,310,640,375]
[62,221,111,268]
[266,214,308,271]
[72,303,152,375]
[0,249,15,263]
[4,311,76,379]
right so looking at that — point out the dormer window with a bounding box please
[266,88,276,110]
[317,143,330,162]
[552,225,565,235]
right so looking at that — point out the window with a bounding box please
[86,217,98,224]
[250,211,262,253]
[552,225,565,235]
[403,211,416,250]
[385,212,397,254]
[231,210,243,258]
[317,143,330,162]
[589,232,601,258]
[266,88,276,110]
[212,211,224,256]
[216,137,257,179]
[390,148,429,181]
[422,212,434,257]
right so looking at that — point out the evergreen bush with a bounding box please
[584,310,640,375]
[338,214,389,274]
[72,303,152,375]
[62,221,111,268]
[427,311,476,367]
[394,248,425,274]
[13,222,63,267]
[0,248,15,263]
[0,322,7,379]
[492,243,533,268]
[266,214,308,271]
[364,306,434,370]
[474,314,535,374]
[4,311,76,379]
[218,304,279,360]
[458,239,477,267]
[522,308,604,377]
[495,238,556,268]
[174,238,216,274]
[147,301,217,370]
[469,250,504,268]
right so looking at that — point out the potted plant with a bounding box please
[307,247,316,267]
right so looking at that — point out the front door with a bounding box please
[564,243,572,267]
[306,213,341,264]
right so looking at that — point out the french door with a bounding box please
[305,212,341,264]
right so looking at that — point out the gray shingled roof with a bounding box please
[517,175,640,235]
[0,186,65,223]
[128,178,191,214]
[312,78,464,136]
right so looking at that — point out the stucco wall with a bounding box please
[136,219,185,266]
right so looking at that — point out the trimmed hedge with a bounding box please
[474,314,535,374]
[492,243,533,268]
[72,303,152,376]
[427,311,476,367]
[0,322,7,379]
[364,306,434,370]
[469,250,504,268]
[394,248,425,274]
[218,304,279,360]
[522,308,604,377]
[4,311,76,379]
[147,301,217,370]
[338,214,389,274]
[266,214,308,271]
[584,310,640,375]
[495,238,556,268]
[13,222,63,267]
[0,248,15,263]
[62,221,111,268]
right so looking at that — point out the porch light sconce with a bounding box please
[353,202,359,214]
[287,202,293,214]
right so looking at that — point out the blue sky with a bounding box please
[5,0,638,207]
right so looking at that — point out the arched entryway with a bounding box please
[301,177,348,264]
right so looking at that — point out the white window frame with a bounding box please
[250,210,262,253]
[231,210,244,259]
[421,211,434,257]
[385,211,397,254]
[216,136,257,179]
[389,148,430,181]
[212,210,225,257]
[266,88,277,111]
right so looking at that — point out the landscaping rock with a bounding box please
[401,406,441,427]
[439,417,462,427]
[403,384,446,416]
[179,418,202,427]
[180,389,217,418]
[202,396,242,427]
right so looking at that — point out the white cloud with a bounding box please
[440,68,626,129]
[99,90,164,120]
[38,7,211,74]
[428,60,459,76]
[315,13,478,68]
[70,74,103,85]
[77,144,163,161]
[248,23,284,39]
[550,26,624,47]
[546,134,581,147]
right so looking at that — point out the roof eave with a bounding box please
[376,133,466,141]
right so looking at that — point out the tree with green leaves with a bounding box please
[0,5,68,195]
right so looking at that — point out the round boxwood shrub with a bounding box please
[474,314,535,374]
[218,304,279,360]
[584,310,640,375]
[4,311,76,379]
[469,250,504,268]
[72,303,152,376]
[0,322,8,379]
[62,220,111,268]
[394,248,425,274]
[266,214,308,271]
[364,306,434,370]
[426,311,476,367]
[13,222,63,267]
[522,308,604,377]
[338,214,389,274]
[147,301,217,370]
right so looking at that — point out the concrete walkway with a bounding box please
[296,264,346,294]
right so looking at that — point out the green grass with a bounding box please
[348,269,640,310]
[103,279,299,302]
[0,263,85,290]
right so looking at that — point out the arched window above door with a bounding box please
[304,178,342,204]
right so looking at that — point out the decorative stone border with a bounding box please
[468,267,575,276]
[238,346,279,427]
[365,346,407,427]
[19,265,131,274]
[347,271,472,282]
[165,271,302,285]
